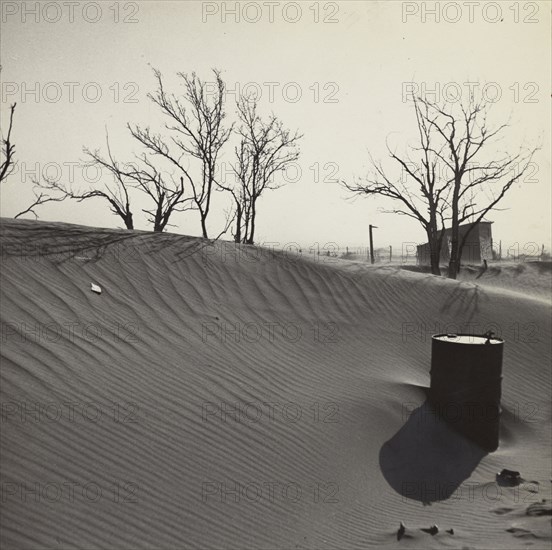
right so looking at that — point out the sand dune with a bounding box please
[459,261,552,301]
[1,218,550,549]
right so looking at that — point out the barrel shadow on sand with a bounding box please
[379,401,487,503]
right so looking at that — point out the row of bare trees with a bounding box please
[343,95,537,279]
[9,68,301,244]
[3,70,536,280]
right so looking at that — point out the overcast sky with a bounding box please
[1,0,550,255]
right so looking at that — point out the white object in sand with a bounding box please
[90,283,102,294]
[434,334,502,344]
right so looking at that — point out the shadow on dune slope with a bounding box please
[439,283,484,323]
[379,401,487,503]
[0,219,208,265]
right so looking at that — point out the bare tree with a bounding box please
[343,96,450,276]
[219,96,302,244]
[22,125,198,232]
[419,97,537,278]
[1,103,16,184]
[18,132,136,229]
[344,96,537,278]
[78,136,136,229]
[124,154,193,232]
[130,68,233,238]
[19,67,221,234]
[83,137,194,232]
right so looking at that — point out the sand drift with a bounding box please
[0,219,550,549]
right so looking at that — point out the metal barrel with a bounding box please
[429,333,504,452]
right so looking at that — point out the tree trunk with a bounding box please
[203,167,213,234]
[153,195,164,232]
[448,179,461,279]
[200,212,208,239]
[243,202,250,244]
[427,213,441,276]
[448,232,460,278]
[234,203,242,243]
[124,212,134,230]
[429,241,441,275]
[426,231,441,276]
[247,201,256,245]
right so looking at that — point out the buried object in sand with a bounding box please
[429,332,504,452]
[90,283,102,294]
[398,523,454,540]
[397,522,406,540]
[497,469,521,485]
[420,524,439,536]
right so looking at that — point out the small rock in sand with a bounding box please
[526,500,552,517]
[497,469,521,485]
[446,528,454,535]
[397,522,406,540]
[90,283,102,295]
[421,525,439,536]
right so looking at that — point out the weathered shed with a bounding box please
[417,221,493,266]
